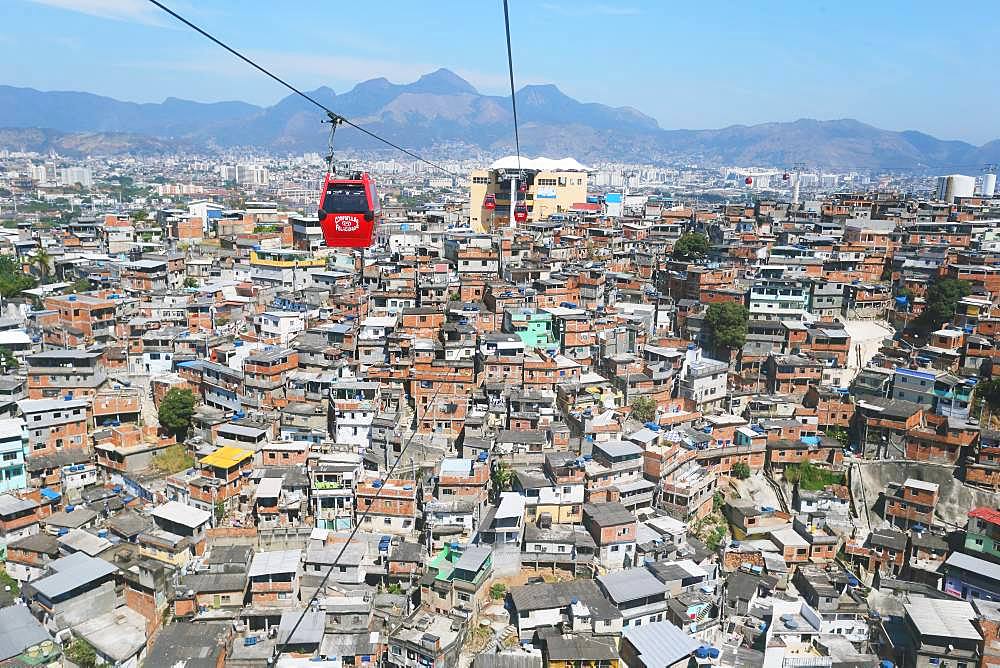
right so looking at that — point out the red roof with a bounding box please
[969,506,1000,525]
[571,203,600,212]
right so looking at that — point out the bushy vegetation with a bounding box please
[0,256,36,298]
[732,462,751,479]
[152,444,195,474]
[630,396,657,422]
[784,461,845,491]
[65,639,97,668]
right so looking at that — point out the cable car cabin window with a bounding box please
[367,179,381,214]
[322,184,368,214]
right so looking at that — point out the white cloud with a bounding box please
[23,0,169,25]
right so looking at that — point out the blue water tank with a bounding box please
[695,647,710,659]
[65,505,75,512]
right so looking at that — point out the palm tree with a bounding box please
[31,247,52,283]
[491,461,513,500]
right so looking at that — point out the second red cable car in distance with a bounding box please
[318,171,380,248]
[483,193,496,211]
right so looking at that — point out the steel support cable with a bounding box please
[501,0,522,172]
[146,0,457,176]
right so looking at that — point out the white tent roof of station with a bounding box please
[489,156,589,172]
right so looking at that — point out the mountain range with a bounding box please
[2,68,998,170]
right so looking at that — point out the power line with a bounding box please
[270,383,446,662]
[501,0,522,171]
[145,0,457,177]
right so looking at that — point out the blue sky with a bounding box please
[3,0,998,143]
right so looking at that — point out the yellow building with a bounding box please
[469,156,589,232]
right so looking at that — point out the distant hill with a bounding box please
[1,71,997,169]
[0,127,185,156]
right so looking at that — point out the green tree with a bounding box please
[132,209,149,222]
[824,427,851,448]
[489,582,507,600]
[0,347,18,373]
[491,461,512,495]
[69,278,91,293]
[974,378,1000,427]
[183,276,199,288]
[386,582,403,595]
[66,639,97,668]
[0,255,36,298]
[630,396,657,423]
[712,490,726,513]
[672,232,710,260]
[0,569,19,596]
[704,302,748,353]
[915,278,970,332]
[732,462,751,479]
[214,500,226,525]
[30,247,52,283]
[158,388,197,441]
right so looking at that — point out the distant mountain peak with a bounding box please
[354,77,393,90]
[517,83,572,103]
[0,82,996,168]
[408,68,477,95]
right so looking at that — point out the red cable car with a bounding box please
[483,193,496,211]
[513,202,528,223]
[745,176,753,186]
[318,171,380,248]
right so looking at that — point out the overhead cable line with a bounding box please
[501,0,522,171]
[145,0,457,176]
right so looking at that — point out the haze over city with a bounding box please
[0,3,998,668]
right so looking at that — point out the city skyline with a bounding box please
[4,0,999,144]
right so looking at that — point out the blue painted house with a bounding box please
[0,418,27,493]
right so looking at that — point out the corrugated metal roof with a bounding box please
[248,549,301,577]
[255,477,283,499]
[905,598,981,640]
[0,605,51,661]
[151,500,212,528]
[623,620,700,667]
[598,567,664,603]
[31,552,117,599]
[946,551,1000,583]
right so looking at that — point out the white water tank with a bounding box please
[982,173,997,198]
[936,174,976,203]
